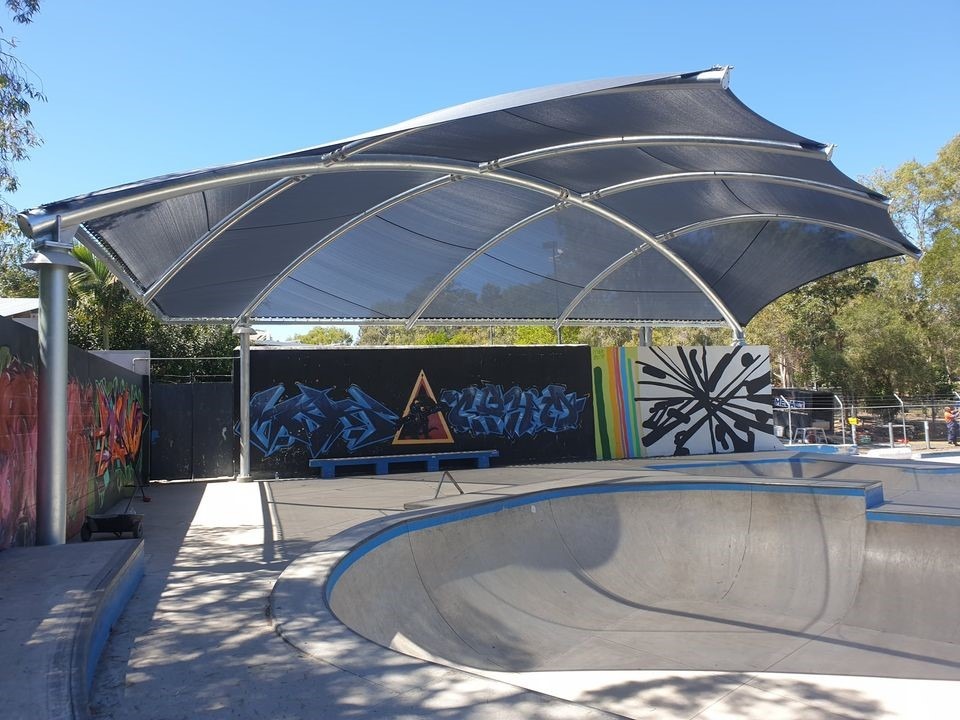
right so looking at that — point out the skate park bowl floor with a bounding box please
[272,461,960,719]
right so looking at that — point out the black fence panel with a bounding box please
[192,382,235,478]
[150,384,193,480]
[151,382,233,480]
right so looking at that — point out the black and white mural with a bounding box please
[636,345,780,456]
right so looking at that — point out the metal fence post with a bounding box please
[833,393,846,445]
[893,392,907,444]
[778,395,792,442]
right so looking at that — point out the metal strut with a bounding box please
[434,470,465,499]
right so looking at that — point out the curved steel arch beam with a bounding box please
[661,212,919,258]
[560,197,743,333]
[17,157,464,238]
[239,174,459,320]
[17,154,885,238]
[23,154,905,332]
[211,157,746,334]
[590,171,888,208]
[554,247,654,329]
[142,176,307,303]
[404,204,561,329]
[555,211,918,327]
[488,135,833,171]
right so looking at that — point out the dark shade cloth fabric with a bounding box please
[18,68,916,330]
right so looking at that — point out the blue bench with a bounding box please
[308,449,499,479]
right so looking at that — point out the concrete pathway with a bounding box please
[89,471,622,719]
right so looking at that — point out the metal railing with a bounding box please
[776,391,960,447]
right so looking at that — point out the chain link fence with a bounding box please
[773,389,960,447]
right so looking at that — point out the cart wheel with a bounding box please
[133,522,143,539]
[80,523,91,542]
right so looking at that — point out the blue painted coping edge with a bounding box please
[867,511,960,527]
[650,457,960,475]
[324,481,872,604]
[647,458,797,471]
[85,543,146,692]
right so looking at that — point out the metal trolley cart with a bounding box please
[80,478,150,541]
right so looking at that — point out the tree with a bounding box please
[69,244,126,349]
[0,0,43,235]
[0,231,35,295]
[292,326,353,346]
[654,326,730,348]
[64,243,237,380]
[747,264,880,388]
[917,226,960,386]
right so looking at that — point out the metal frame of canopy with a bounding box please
[16,67,919,543]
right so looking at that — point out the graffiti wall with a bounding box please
[0,315,147,549]
[591,347,642,460]
[635,345,780,457]
[238,345,595,475]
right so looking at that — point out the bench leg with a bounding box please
[321,465,335,479]
[375,461,389,475]
[477,455,491,469]
[427,458,439,472]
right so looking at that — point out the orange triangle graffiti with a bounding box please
[393,369,455,445]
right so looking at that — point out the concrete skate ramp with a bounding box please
[328,480,960,679]
[647,452,960,500]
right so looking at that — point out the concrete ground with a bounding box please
[55,453,960,718]
[88,465,636,719]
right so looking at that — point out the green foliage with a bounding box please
[749,133,960,396]
[64,243,236,381]
[0,232,35,295]
[356,324,592,347]
[69,244,126,349]
[653,326,730,347]
[0,0,43,234]
[292,326,353,346]
[513,326,559,345]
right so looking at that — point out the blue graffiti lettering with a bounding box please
[241,383,399,458]
[439,383,585,438]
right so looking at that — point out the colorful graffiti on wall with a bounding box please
[243,375,588,459]
[636,345,778,457]
[247,383,400,458]
[0,348,37,547]
[0,347,146,549]
[590,347,642,460]
[91,379,146,501]
[439,383,586,439]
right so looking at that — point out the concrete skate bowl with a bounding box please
[647,452,960,500]
[322,480,960,683]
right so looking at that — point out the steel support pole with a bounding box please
[26,239,82,545]
[235,324,254,481]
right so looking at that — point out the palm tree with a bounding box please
[70,244,126,349]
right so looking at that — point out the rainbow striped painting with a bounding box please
[591,347,642,459]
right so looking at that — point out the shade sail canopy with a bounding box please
[18,67,917,333]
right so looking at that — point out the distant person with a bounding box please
[945,406,958,446]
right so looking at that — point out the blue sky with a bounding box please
[7,0,959,338]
